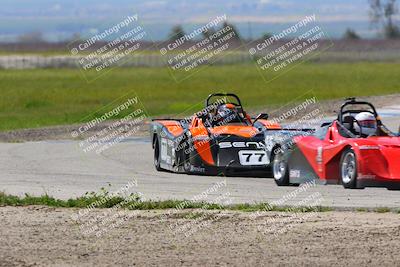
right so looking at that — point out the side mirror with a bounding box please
[252,113,269,125]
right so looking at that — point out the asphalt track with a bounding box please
[1,106,400,209]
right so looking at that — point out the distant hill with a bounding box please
[0,0,384,41]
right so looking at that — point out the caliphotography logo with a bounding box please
[247,14,334,83]
[67,14,150,82]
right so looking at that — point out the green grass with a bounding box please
[0,50,71,56]
[0,191,332,213]
[0,62,399,131]
[356,207,368,212]
[374,207,392,213]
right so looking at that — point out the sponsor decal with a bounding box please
[161,138,173,164]
[358,173,376,179]
[190,166,206,173]
[218,141,265,149]
[290,169,301,178]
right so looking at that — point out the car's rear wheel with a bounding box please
[273,149,290,186]
[153,137,163,171]
[340,148,358,189]
[387,186,400,191]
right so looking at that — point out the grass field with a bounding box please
[0,62,399,131]
[0,191,333,212]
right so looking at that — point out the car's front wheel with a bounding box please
[273,149,290,186]
[340,148,358,189]
[153,137,163,171]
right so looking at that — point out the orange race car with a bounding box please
[150,93,282,176]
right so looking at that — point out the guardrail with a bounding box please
[1,50,400,69]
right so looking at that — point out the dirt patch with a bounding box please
[1,94,399,143]
[0,206,399,266]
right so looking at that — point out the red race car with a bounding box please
[271,98,400,190]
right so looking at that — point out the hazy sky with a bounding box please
[0,0,397,41]
[1,0,370,22]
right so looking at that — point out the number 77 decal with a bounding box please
[238,150,269,165]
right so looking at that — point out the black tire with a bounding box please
[181,150,191,174]
[340,148,358,189]
[387,185,400,191]
[153,137,163,171]
[272,148,290,186]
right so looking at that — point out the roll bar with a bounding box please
[205,93,243,108]
[338,97,379,124]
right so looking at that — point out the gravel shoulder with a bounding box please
[1,94,399,143]
[1,206,399,267]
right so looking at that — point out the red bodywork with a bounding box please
[295,121,400,186]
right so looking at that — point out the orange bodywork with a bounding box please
[189,117,215,166]
[155,116,281,167]
[209,125,259,138]
[156,120,184,137]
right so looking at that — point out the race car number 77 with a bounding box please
[238,150,269,165]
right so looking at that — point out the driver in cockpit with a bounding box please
[353,112,391,137]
